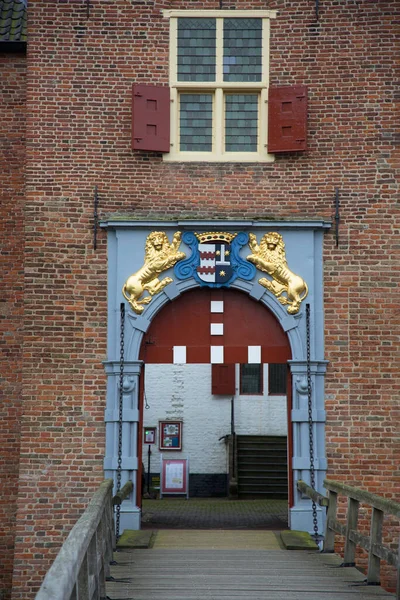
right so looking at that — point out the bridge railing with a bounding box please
[297,479,400,596]
[35,479,133,600]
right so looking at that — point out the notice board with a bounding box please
[159,421,182,450]
[160,456,189,499]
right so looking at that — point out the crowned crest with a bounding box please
[174,231,256,288]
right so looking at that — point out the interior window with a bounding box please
[268,363,287,394]
[240,363,263,394]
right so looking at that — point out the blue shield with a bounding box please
[174,231,256,288]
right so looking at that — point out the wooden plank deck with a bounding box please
[106,531,395,600]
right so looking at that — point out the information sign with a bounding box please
[160,456,189,498]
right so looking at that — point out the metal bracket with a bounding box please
[93,186,99,250]
[334,187,340,248]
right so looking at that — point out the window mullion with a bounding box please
[214,89,223,156]
[215,18,223,85]
[215,18,223,156]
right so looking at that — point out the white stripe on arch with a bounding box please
[173,346,187,364]
[248,345,261,363]
[210,346,224,363]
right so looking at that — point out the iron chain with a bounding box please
[306,304,319,541]
[115,303,125,542]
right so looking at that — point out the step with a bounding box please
[237,453,287,461]
[237,442,287,450]
[236,441,287,447]
[237,449,287,456]
[238,492,288,499]
[237,444,287,452]
[237,445,287,451]
[238,474,288,481]
[238,461,287,467]
[237,442,287,447]
[238,483,288,494]
[237,436,287,442]
[238,481,288,488]
[238,482,288,494]
[238,478,288,486]
[237,468,287,476]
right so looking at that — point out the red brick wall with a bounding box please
[9,1,400,597]
[0,50,25,600]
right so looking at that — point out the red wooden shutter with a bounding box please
[268,85,308,153]
[212,364,236,395]
[132,84,170,152]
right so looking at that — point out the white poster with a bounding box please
[165,462,184,489]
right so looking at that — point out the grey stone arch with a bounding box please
[102,220,330,532]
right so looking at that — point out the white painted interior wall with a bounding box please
[143,364,287,474]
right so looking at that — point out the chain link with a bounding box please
[115,303,125,542]
[306,303,319,541]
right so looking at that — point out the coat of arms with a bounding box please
[174,231,256,287]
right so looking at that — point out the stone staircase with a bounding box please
[237,435,288,499]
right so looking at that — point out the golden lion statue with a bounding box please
[247,232,308,314]
[122,231,186,314]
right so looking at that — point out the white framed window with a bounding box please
[163,10,277,162]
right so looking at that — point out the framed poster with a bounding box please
[144,427,156,444]
[159,421,182,451]
[160,456,189,498]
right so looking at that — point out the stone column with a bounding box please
[103,360,142,531]
[288,360,328,534]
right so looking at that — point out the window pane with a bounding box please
[225,94,258,152]
[269,364,287,394]
[180,94,213,151]
[178,18,216,82]
[223,18,262,82]
[240,364,262,394]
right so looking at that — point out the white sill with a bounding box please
[163,152,275,163]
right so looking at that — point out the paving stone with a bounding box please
[141,497,288,529]
[117,529,155,549]
[280,529,319,550]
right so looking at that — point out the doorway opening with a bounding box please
[138,288,292,529]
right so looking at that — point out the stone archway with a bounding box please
[102,221,329,532]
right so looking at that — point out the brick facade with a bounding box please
[1,1,398,598]
[0,49,25,600]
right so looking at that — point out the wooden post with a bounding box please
[87,535,97,598]
[323,489,337,553]
[343,496,359,566]
[397,536,400,600]
[367,507,383,585]
[97,513,106,590]
[77,555,89,599]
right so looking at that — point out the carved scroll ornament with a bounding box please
[122,231,186,314]
[247,232,308,314]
